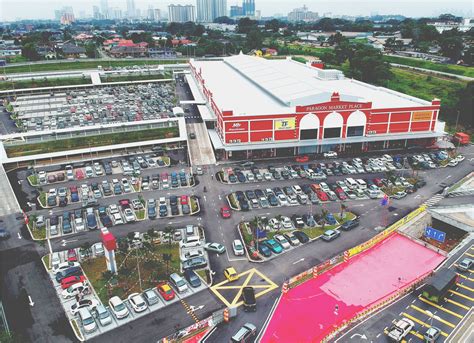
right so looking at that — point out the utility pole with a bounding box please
[455,110,460,131]
[136,248,142,291]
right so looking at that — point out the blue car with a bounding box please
[258,243,272,257]
[263,239,283,254]
[325,213,337,225]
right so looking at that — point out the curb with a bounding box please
[190,196,201,215]
[226,194,240,211]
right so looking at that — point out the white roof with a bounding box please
[190,54,431,116]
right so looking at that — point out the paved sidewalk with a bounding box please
[187,122,216,166]
[0,164,21,216]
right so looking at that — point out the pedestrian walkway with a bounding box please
[0,164,21,216]
[187,123,216,166]
[90,72,102,85]
[423,194,445,207]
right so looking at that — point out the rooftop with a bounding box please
[190,54,432,116]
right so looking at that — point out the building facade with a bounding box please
[197,0,227,22]
[189,55,445,160]
[168,4,196,23]
[288,5,319,22]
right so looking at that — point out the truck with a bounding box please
[452,132,470,145]
[422,268,458,303]
[386,318,415,341]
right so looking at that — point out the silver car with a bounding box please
[94,304,112,326]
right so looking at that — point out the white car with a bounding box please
[277,194,288,205]
[448,159,458,167]
[274,235,291,249]
[232,239,245,256]
[70,298,99,316]
[292,185,303,195]
[93,243,105,256]
[112,213,124,225]
[62,282,90,299]
[319,182,330,192]
[324,151,338,158]
[93,189,102,199]
[123,208,136,222]
[246,173,255,182]
[66,169,74,181]
[75,217,85,232]
[281,216,293,229]
[93,163,103,176]
[346,165,357,174]
[85,166,94,178]
[53,261,80,272]
[263,172,272,181]
[455,154,465,162]
[127,293,148,313]
[109,204,119,214]
[109,296,129,319]
[268,218,280,230]
[288,195,298,205]
[48,188,57,197]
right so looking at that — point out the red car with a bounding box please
[157,282,175,301]
[67,249,78,262]
[119,199,131,209]
[180,195,188,205]
[316,190,329,202]
[60,275,86,289]
[335,188,347,200]
[75,169,85,180]
[373,178,383,187]
[220,206,231,218]
[295,155,309,163]
[69,185,78,193]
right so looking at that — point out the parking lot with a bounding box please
[3,81,180,133]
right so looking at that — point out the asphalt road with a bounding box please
[1,144,473,342]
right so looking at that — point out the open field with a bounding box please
[384,55,474,78]
[0,77,92,91]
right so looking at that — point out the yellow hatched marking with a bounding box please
[448,289,474,302]
[410,305,455,328]
[418,297,463,319]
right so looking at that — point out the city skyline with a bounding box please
[0,0,472,21]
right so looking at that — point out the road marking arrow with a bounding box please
[28,295,34,307]
[350,333,367,340]
[293,258,305,265]
[61,239,78,247]
[17,232,22,239]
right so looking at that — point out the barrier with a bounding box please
[223,308,229,322]
[343,251,349,262]
[282,281,289,294]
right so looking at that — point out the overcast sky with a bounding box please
[0,0,472,21]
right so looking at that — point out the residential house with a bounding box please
[60,43,86,58]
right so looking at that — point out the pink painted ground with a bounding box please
[261,233,445,343]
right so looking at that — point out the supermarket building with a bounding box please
[188,54,446,160]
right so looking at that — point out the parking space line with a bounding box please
[446,298,470,310]
[409,330,425,340]
[466,252,474,257]
[456,283,474,293]
[418,297,463,319]
[410,305,456,328]
[402,313,449,337]
[456,273,474,282]
[448,289,474,302]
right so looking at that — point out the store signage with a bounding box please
[225,121,248,132]
[296,103,365,112]
[412,111,432,122]
[274,118,296,130]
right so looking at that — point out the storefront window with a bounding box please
[347,126,364,137]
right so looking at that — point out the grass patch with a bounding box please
[3,59,188,74]
[31,225,46,240]
[5,126,179,158]
[27,174,38,186]
[161,156,171,166]
[82,243,181,304]
[334,212,356,222]
[70,319,83,340]
[43,254,51,270]
[190,196,199,213]
[136,209,146,220]
[195,269,208,282]
[292,56,307,64]
[303,226,327,239]
[384,55,474,78]
[38,192,47,208]
[0,77,91,91]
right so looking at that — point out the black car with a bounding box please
[272,187,283,196]
[281,170,290,179]
[171,205,179,216]
[47,195,57,207]
[242,287,256,312]
[58,196,68,207]
[340,220,359,231]
[237,172,246,183]
[91,182,99,191]
[235,191,245,202]
[184,270,201,288]
[55,266,82,283]
[254,189,265,198]
[267,165,276,173]
[100,215,113,227]
[229,174,237,183]
[0,228,11,240]
[170,195,178,206]
[293,230,309,243]
[50,215,59,226]
[301,184,312,194]
[245,190,256,200]
[239,200,250,211]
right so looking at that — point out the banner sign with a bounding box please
[412,111,433,122]
[274,118,296,130]
[424,227,446,243]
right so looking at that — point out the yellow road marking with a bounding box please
[454,265,474,273]
[410,305,455,328]
[418,297,463,319]
[446,298,470,310]
[456,273,474,282]
[210,268,278,308]
[457,283,474,292]
[409,330,425,340]
[448,289,474,302]
[465,252,474,257]
[402,313,449,337]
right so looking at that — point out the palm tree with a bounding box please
[80,241,92,259]
[321,209,329,230]
[340,204,347,220]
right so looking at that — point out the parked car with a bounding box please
[127,293,148,313]
[293,231,309,243]
[94,304,112,326]
[143,289,160,306]
[204,242,226,254]
[263,239,283,254]
[274,235,291,249]
[340,219,359,231]
[258,243,272,257]
[70,299,99,316]
[232,239,245,256]
[62,282,90,299]
[108,296,129,319]
[157,282,175,301]
[184,270,202,288]
[321,229,341,241]
[60,275,86,290]
[55,266,83,283]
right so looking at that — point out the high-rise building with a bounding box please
[54,10,62,21]
[154,9,161,21]
[55,6,75,24]
[197,0,227,22]
[126,0,136,18]
[110,7,123,19]
[242,0,255,16]
[100,0,109,18]
[168,4,196,23]
[288,5,319,22]
[230,5,243,18]
[93,6,101,19]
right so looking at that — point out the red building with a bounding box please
[189,54,445,160]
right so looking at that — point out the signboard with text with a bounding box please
[412,111,433,122]
[274,118,296,130]
[424,227,446,243]
[225,121,248,132]
[296,101,370,113]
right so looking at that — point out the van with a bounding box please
[170,273,188,293]
[231,323,257,343]
[180,235,201,248]
[242,287,256,312]
[356,179,367,190]
[345,178,358,190]
[185,225,195,236]
[78,307,97,333]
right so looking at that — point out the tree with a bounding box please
[340,204,347,219]
[439,36,463,61]
[214,16,234,24]
[321,209,329,230]
[21,43,40,61]
[265,19,281,33]
[237,17,258,34]
[328,32,344,46]
[84,42,96,58]
[349,44,392,85]
[246,29,262,50]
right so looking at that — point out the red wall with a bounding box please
[250,120,273,130]
[250,131,273,142]
[410,121,431,132]
[370,113,389,123]
[275,130,298,141]
[389,122,410,133]
[390,112,411,122]
[368,123,388,134]
[225,132,248,143]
